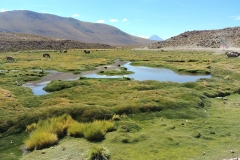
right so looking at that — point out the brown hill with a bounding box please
[0,32,112,52]
[0,10,154,45]
[149,27,240,49]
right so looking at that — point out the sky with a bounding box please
[1,0,240,40]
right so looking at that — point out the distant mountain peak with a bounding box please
[148,35,163,41]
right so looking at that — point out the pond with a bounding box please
[23,60,211,95]
[86,62,211,83]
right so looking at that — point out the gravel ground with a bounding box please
[134,47,240,55]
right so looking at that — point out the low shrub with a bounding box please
[88,146,110,160]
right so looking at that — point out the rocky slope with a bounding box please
[0,32,112,52]
[149,27,240,49]
[0,10,154,45]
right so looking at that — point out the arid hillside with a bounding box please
[149,27,240,49]
[0,10,154,45]
[0,32,113,52]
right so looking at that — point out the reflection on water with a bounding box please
[85,62,211,83]
[23,62,211,95]
[23,82,49,95]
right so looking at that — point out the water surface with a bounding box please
[23,61,211,95]
[86,62,211,83]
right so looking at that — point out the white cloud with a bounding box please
[231,16,240,20]
[138,35,149,39]
[122,18,127,22]
[97,20,105,23]
[110,19,118,22]
[1,9,8,12]
[72,14,79,17]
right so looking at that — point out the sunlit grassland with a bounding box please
[1,49,240,159]
[20,94,240,160]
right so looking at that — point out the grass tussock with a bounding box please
[24,114,74,150]
[88,146,110,160]
[24,131,58,150]
[24,114,115,150]
[83,123,105,141]
[67,121,85,137]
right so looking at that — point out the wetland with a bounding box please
[1,49,240,160]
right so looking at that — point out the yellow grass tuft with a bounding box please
[24,131,58,150]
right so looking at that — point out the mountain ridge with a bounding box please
[0,10,155,45]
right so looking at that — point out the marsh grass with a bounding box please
[97,67,134,76]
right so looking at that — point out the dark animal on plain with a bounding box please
[6,56,15,62]
[63,50,67,53]
[43,53,50,58]
[83,50,90,54]
[226,51,240,58]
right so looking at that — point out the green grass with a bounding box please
[1,49,240,159]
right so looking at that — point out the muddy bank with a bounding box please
[24,59,128,86]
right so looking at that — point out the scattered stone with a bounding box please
[230,150,235,153]
[192,132,201,138]
[180,122,185,126]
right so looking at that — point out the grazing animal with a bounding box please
[63,50,67,53]
[6,56,15,62]
[43,53,50,58]
[226,51,240,58]
[83,50,90,54]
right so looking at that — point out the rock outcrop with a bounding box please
[149,27,240,49]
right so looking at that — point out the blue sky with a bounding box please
[1,0,240,40]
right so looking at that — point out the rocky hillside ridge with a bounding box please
[149,27,240,49]
[0,32,112,52]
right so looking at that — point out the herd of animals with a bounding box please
[4,50,240,62]
[5,49,93,62]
